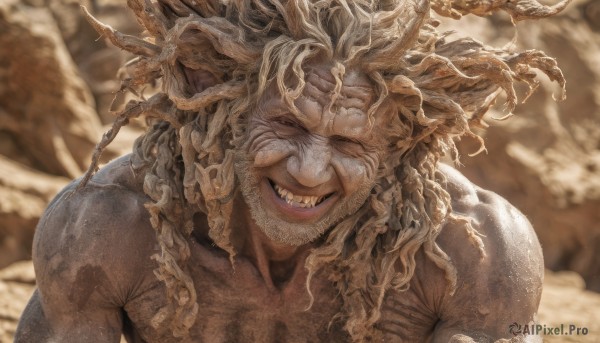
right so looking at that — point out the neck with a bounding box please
[233,195,310,290]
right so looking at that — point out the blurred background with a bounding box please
[0,0,599,341]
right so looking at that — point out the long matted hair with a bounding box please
[81,0,567,340]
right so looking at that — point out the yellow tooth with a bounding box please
[275,184,323,207]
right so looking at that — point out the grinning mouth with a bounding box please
[268,179,333,209]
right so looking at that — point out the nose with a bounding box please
[287,138,333,188]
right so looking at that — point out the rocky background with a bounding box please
[0,0,599,341]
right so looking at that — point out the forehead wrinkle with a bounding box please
[304,72,339,132]
[336,95,369,110]
[305,70,374,105]
[294,69,376,138]
[257,67,378,141]
[304,79,329,108]
[303,72,373,115]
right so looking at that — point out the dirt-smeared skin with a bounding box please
[14,0,564,340]
[15,156,543,342]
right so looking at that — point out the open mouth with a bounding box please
[268,179,334,209]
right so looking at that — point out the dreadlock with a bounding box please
[80,0,567,340]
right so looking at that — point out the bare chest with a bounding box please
[125,244,350,343]
[190,253,348,342]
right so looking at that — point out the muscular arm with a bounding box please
[377,165,544,342]
[431,165,544,342]
[15,157,158,342]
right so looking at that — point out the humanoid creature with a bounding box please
[16,0,569,341]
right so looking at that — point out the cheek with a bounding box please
[331,152,379,194]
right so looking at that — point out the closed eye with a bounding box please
[272,116,307,132]
[331,135,366,157]
[332,135,362,146]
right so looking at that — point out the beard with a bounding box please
[234,149,376,246]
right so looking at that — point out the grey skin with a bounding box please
[15,67,544,343]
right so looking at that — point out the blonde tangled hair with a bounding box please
[81,0,567,340]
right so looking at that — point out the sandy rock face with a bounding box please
[0,261,35,343]
[0,156,68,268]
[538,270,600,342]
[0,0,139,269]
[0,0,101,178]
[441,0,600,292]
[0,0,99,269]
[47,0,142,124]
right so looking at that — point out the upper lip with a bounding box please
[262,177,339,222]
[267,178,334,200]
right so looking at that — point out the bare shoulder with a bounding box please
[437,162,543,271]
[33,154,158,309]
[430,163,544,340]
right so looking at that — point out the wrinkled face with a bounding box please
[235,65,390,246]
